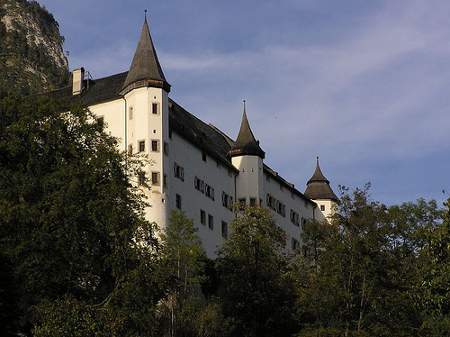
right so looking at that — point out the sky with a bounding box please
[37,0,450,206]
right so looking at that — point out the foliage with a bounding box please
[416,198,450,336]
[0,95,163,335]
[295,184,439,336]
[158,209,213,337]
[216,206,297,337]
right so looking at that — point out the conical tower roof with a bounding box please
[304,157,338,201]
[228,102,265,159]
[120,15,170,95]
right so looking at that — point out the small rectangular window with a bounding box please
[96,116,104,127]
[200,209,206,225]
[208,214,214,230]
[163,174,167,188]
[249,198,256,207]
[138,173,145,186]
[152,103,158,114]
[151,140,160,152]
[320,205,326,211]
[221,221,228,238]
[128,144,133,156]
[164,142,169,156]
[129,107,133,120]
[139,140,145,152]
[152,172,160,186]
[202,152,207,162]
[176,194,182,209]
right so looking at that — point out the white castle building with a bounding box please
[53,18,338,256]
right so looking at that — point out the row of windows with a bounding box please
[129,139,160,155]
[138,171,160,186]
[266,193,286,217]
[174,162,184,181]
[194,176,215,201]
[200,209,228,238]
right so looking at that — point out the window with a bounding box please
[249,197,257,207]
[169,128,173,139]
[151,172,160,186]
[194,176,214,200]
[174,163,184,181]
[208,214,214,230]
[205,184,215,200]
[276,201,286,217]
[222,192,233,210]
[290,210,300,226]
[291,238,300,250]
[129,107,133,120]
[202,152,207,162]
[164,142,169,156]
[301,217,307,230]
[320,205,326,211]
[163,174,167,188]
[139,140,145,152]
[176,194,182,209]
[221,221,228,238]
[200,209,206,225]
[96,116,104,127]
[128,144,133,156]
[266,194,275,209]
[238,198,246,209]
[151,140,160,152]
[152,102,158,114]
[138,173,145,186]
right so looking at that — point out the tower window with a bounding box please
[139,140,145,152]
[151,140,160,152]
[151,172,160,186]
[152,102,159,115]
[129,107,133,120]
[320,205,326,211]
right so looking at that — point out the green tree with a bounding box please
[295,184,438,336]
[158,209,210,337]
[416,197,450,336]
[216,206,297,337]
[0,96,164,335]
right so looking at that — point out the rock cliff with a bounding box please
[0,0,69,97]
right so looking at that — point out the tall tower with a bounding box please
[304,158,338,221]
[228,102,265,207]
[120,14,171,227]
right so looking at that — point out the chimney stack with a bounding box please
[72,67,85,95]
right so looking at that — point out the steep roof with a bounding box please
[228,103,265,159]
[304,158,339,201]
[120,17,170,95]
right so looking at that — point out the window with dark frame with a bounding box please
[320,205,326,211]
[152,102,158,114]
[151,140,159,152]
[139,140,145,152]
[151,172,160,186]
[200,209,206,225]
[138,173,145,186]
[221,221,228,238]
[96,116,104,127]
[208,214,214,230]
[176,194,182,209]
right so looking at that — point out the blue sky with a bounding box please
[37,0,450,206]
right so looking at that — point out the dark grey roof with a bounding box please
[228,107,265,159]
[304,158,338,201]
[120,18,170,94]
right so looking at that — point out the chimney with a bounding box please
[72,67,85,95]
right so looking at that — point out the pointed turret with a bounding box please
[305,157,338,201]
[228,101,265,159]
[120,14,170,95]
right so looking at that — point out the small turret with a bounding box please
[228,101,265,159]
[305,157,338,201]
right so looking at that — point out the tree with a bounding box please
[216,206,297,337]
[416,197,450,336]
[158,209,210,337]
[295,184,436,336]
[0,96,164,335]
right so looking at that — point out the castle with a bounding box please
[51,18,338,256]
